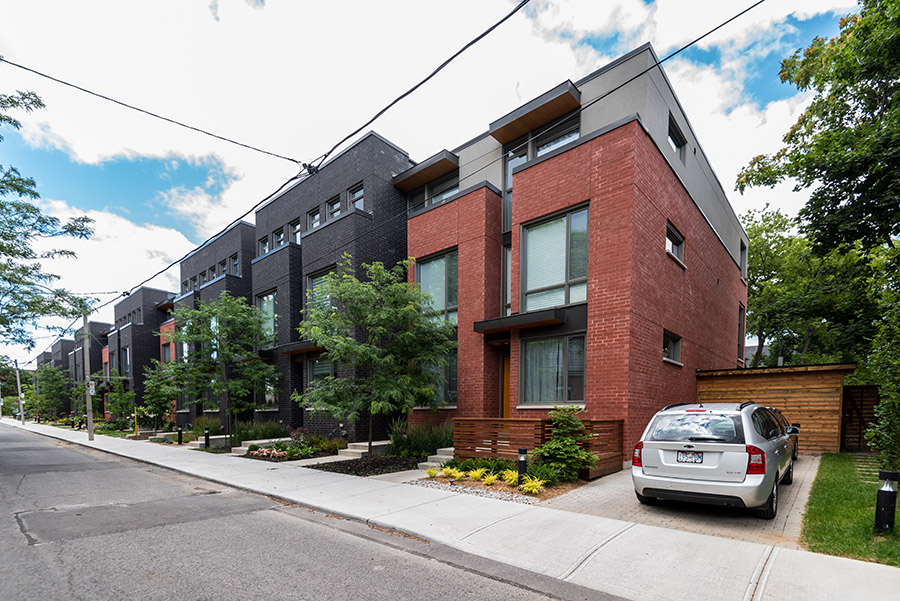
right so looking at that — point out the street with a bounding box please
[0,425,603,601]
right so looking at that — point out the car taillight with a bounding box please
[633,441,643,467]
[746,445,766,474]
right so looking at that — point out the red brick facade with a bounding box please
[407,120,747,454]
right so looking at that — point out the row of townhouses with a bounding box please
[37,44,749,453]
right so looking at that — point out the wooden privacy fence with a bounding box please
[453,418,623,479]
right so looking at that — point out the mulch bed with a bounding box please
[245,450,335,463]
[423,475,585,502]
[306,455,424,476]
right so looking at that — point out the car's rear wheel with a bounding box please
[755,481,778,519]
[635,491,657,505]
[782,460,793,485]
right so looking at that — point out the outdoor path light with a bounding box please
[177,427,183,445]
[204,427,210,449]
[518,448,527,486]
[875,470,898,533]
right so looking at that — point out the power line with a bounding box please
[316,0,532,168]
[0,56,302,166]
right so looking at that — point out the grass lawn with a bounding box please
[802,453,900,567]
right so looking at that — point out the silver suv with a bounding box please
[631,402,797,519]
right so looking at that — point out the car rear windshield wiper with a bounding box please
[687,436,727,442]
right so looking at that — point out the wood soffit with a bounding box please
[489,81,581,145]
[393,150,459,192]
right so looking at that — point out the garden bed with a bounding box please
[305,455,423,476]
[415,474,583,503]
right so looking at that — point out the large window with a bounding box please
[435,353,458,405]
[417,251,458,323]
[503,114,579,231]
[258,291,277,349]
[522,335,585,403]
[310,356,334,382]
[522,208,588,311]
[307,272,332,312]
[408,172,459,213]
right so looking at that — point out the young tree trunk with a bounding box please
[751,326,767,368]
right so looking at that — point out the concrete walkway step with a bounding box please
[230,437,293,455]
[418,446,453,470]
[338,440,390,459]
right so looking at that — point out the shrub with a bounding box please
[247,444,260,452]
[441,467,465,480]
[518,474,546,495]
[387,417,454,458]
[526,463,559,487]
[444,457,514,473]
[532,405,597,481]
[426,468,440,478]
[501,469,520,486]
[231,420,290,447]
[191,416,224,436]
[467,468,488,481]
[482,474,498,486]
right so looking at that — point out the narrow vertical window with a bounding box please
[327,196,341,219]
[258,292,277,349]
[666,222,685,263]
[738,303,746,362]
[308,208,321,229]
[349,183,364,211]
[662,330,682,364]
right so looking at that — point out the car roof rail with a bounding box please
[662,402,690,411]
[738,401,758,410]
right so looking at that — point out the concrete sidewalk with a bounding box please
[5,418,898,601]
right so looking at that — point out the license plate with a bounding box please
[677,451,703,463]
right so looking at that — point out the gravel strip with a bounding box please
[407,478,540,505]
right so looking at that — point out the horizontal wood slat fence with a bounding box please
[453,418,623,479]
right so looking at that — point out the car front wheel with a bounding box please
[755,481,778,519]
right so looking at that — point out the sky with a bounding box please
[0,0,859,366]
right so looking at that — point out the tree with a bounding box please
[101,368,136,417]
[742,206,880,367]
[165,291,279,445]
[1,85,95,349]
[33,364,69,416]
[736,0,900,252]
[142,359,180,428]
[292,256,457,454]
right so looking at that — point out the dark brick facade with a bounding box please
[252,132,412,441]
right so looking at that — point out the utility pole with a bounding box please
[83,315,95,441]
[15,359,24,424]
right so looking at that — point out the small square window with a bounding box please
[349,184,364,211]
[663,330,682,364]
[328,197,341,219]
[258,237,270,256]
[273,228,285,247]
[666,222,684,262]
[290,220,302,244]
[308,208,321,229]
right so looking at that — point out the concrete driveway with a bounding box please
[543,454,820,549]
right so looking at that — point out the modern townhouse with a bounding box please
[170,221,257,426]
[67,321,111,411]
[251,132,413,440]
[103,287,174,415]
[402,43,749,455]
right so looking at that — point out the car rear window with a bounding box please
[647,413,745,444]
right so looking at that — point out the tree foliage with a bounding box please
[736,0,900,252]
[33,364,69,415]
[292,257,457,452]
[1,85,95,348]
[164,291,279,442]
[142,359,180,425]
[532,406,597,482]
[742,206,879,367]
[102,368,136,416]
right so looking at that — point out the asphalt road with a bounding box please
[0,425,609,601]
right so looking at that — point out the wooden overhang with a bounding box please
[473,307,565,334]
[155,296,175,311]
[488,80,581,145]
[280,340,323,355]
[392,150,459,193]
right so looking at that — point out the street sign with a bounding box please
[88,381,95,396]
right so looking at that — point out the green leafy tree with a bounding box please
[292,256,457,455]
[142,359,180,428]
[865,251,900,469]
[33,364,69,416]
[532,406,597,482]
[166,291,279,445]
[736,0,900,252]
[101,368,136,417]
[1,85,95,349]
[742,206,879,367]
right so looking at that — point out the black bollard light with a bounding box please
[204,427,210,449]
[518,448,527,486]
[177,426,183,445]
[875,470,898,533]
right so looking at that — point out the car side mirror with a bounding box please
[791,423,801,429]
[785,426,800,435]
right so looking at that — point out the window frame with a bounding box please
[408,171,460,214]
[258,236,270,257]
[415,250,458,324]
[272,227,285,248]
[327,196,341,220]
[229,253,240,277]
[666,221,685,263]
[667,114,687,161]
[308,208,321,230]
[290,220,302,244]
[257,290,277,349]
[349,183,364,211]
[738,303,746,362]
[520,333,586,405]
[662,330,682,365]
[521,206,588,312]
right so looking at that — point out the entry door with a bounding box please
[502,356,511,418]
